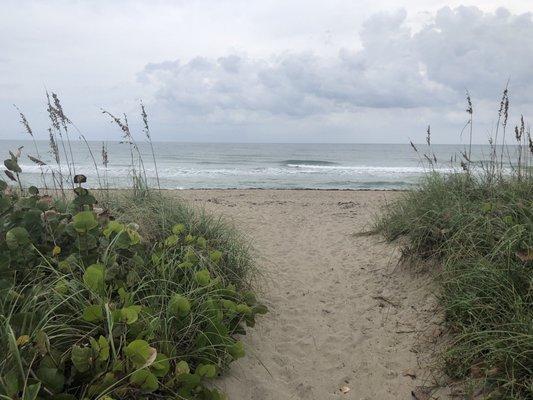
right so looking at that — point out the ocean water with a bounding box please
[0,140,499,190]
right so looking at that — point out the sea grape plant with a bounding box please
[0,171,266,399]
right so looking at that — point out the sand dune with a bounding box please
[178,190,446,399]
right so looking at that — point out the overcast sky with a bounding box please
[1,0,532,143]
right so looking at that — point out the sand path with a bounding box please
[179,190,442,399]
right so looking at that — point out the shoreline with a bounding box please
[80,187,411,192]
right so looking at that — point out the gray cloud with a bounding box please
[140,6,533,121]
[1,2,532,143]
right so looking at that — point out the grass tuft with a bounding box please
[375,89,533,399]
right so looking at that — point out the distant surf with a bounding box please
[1,140,494,190]
[281,159,339,167]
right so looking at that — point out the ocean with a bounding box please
[0,140,500,190]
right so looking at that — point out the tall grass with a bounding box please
[375,90,533,399]
[1,92,262,399]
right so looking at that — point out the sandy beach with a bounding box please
[176,190,445,400]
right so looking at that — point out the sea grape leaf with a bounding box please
[196,236,207,249]
[5,227,30,250]
[120,305,142,324]
[73,211,98,233]
[169,294,191,317]
[83,305,104,322]
[253,304,269,314]
[229,341,245,359]
[52,245,61,256]
[35,330,50,355]
[175,360,190,376]
[103,220,124,238]
[177,261,193,269]
[195,269,211,286]
[209,250,223,264]
[172,223,185,234]
[129,369,158,392]
[184,248,198,264]
[71,345,92,373]
[164,234,179,246]
[16,335,30,346]
[151,353,170,378]
[22,382,41,400]
[36,366,64,393]
[4,370,20,397]
[235,304,252,315]
[83,264,106,294]
[97,335,110,361]
[196,363,217,379]
[124,340,156,368]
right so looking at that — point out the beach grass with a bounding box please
[0,93,264,399]
[100,191,258,291]
[375,92,533,399]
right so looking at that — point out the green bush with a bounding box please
[100,192,258,292]
[0,175,266,399]
[376,173,532,398]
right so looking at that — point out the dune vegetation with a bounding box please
[0,95,265,399]
[376,91,533,399]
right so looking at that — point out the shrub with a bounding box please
[100,192,258,291]
[0,171,266,399]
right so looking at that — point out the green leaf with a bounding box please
[4,370,20,397]
[172,223,185,234]
[5,227,30,250]
[73,211,98,233]
[103,220,124,238]
[124,340,156,368]
[196,236,207,249]
[129,369,158,391]
[97,335,110,361]
[195,269,211,287]
[196,363,217,378]
[151,353,170,377]
[83,304,104,322]
[229,341,245,359]
[22,382,41,400]
[175,360,190,376]
[36,366,64,393]
[169,294,191,317]
[177,261,193,269]
[120,305,142,324]
[222,299,236,311]
[184,248,198,264]
[209,250,223,264]
[83,264,106,294]
[177,372,201,389]
[35,330,50,355]
[164,234,179,246]
[253,304,268,315]
[0,179,7,191]
[235,304,252,315]
[28,186,39,196]
[53,279,69,295]
[4,159,22,173]
[71,345,92,373]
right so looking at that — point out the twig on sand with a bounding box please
[372,295,399,307]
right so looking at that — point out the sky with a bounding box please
[0,0,532,143]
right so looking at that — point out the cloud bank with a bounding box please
[141,6,533,121]
[1,2,532,143]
